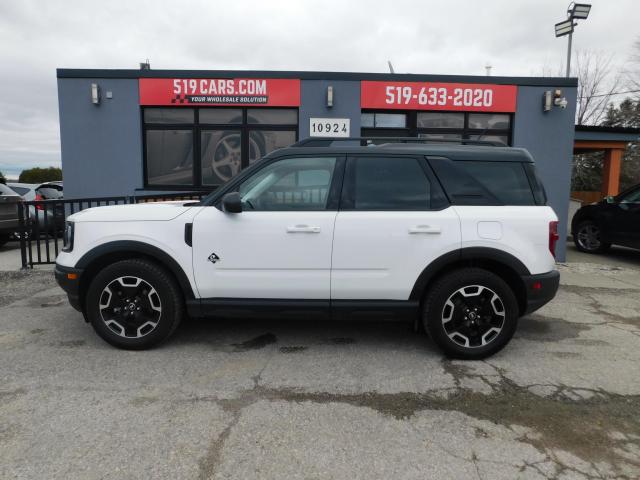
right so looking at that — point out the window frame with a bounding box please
[212,153,346,212]
[142,106,298,190]
[361,110,513,146]
[340,154,449,212]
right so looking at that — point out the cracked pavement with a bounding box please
[1,246,640,479]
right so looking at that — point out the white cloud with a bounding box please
[0,0,637,175]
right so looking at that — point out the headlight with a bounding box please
[62,221,74,252]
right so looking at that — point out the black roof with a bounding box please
[267,143,535,163]
[56,68,577,87]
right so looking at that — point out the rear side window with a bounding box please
[9,186,30,196]
[429,157,537,206]
[523,164,547,205]
[343,156,447,210]
[457,161,535,205]
[36,186,63,199]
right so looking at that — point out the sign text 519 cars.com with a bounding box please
[139,78,301,106]
[361,81,517,112]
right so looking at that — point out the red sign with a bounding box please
[361,81,517,112]
[139,78,300,106]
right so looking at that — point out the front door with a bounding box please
[331,155,461,300]
[192,155,343,299]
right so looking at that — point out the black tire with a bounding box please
[86,259,184,350]
[573,220,611,254]
[423,268,519,360]
[0,235,9,247]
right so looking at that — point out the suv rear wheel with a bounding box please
[574,220,611,254]
[86,259,184,350]
[423,268,519,359]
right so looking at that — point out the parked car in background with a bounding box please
[0,183,22,246]
[8,182,65,236]
[572,183,640,253]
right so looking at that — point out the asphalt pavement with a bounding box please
[1,250,639,479]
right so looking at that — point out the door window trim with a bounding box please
[340,154,449,211]
[211,154,346,212]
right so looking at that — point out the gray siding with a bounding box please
[57,78,142,198]
[512,85,577,262]
[299,80,361,138]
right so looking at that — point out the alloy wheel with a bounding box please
[576,223,601,251]
[441,285,505,348]
[98,276,162,338]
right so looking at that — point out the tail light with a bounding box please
[35,193,44,211]
[549,221,559,258]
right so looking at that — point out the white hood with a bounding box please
[68,201,196,222]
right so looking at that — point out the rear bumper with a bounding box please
[522,270,560,315]
[54,263,83,312]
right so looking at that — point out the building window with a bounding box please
[361,111,512,145]
[143,107,298,189]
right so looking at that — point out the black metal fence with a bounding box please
[18,192,206,268]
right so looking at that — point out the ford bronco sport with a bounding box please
[55,138,560,359]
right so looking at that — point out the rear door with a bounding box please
[331,155,461,300]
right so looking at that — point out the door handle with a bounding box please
[408,225,441,234]
[286,225,321,233]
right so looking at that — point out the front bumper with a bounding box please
[54,263,84,312]
[522,270,560,315]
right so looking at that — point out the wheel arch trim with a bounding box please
[409,247,531,302]
[75,240,196,300]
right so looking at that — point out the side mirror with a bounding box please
[221,192,242,213]
[605,196,616,204]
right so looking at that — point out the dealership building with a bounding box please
[56,69,577,259]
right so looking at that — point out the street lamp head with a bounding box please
[568,3,591,19]
[555,19,574,37]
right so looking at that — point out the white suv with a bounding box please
[55,139,560,359]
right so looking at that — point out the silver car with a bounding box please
[8,182,64,236]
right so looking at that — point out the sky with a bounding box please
[0,0,638,179]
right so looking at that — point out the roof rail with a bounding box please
[291,137,506,147]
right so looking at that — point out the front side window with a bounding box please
[619,187,640,204]
[238,157,337,211]
[346,156,441,210]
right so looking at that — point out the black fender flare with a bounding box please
[409,247,531,301]
[75,240,195,300]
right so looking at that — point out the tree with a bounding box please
[603,98,640,191]
[567,51,623,191]
[18,167,62,184]
[0,171,6,184]
[574,50,621,126]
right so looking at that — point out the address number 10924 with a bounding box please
[385,86,494,107]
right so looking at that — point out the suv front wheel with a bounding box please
[86,259,184,350]
[423,268,519,359]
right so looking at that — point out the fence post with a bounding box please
[17,203,29,270]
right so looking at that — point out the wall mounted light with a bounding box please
[91,83,101,105]
[543,89,568,112]
[326,85,334,108]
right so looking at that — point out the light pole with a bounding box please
[555,3,591,77]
